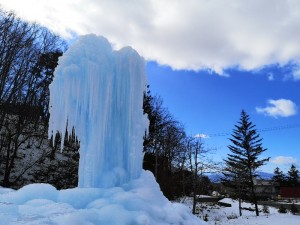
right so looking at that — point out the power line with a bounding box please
[205,123,300,138]
[258,123,300,132]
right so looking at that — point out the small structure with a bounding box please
[253,178,279,200]
[196,196,224,203]
[280,187,300,199]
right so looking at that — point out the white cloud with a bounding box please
[194,133,210,139]
[2,0,300,73]
[267,73,274,81]
[271,156,297,165]
[292,66,300,81]
[256,99,297,118]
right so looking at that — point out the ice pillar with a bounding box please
[48,34,148,188]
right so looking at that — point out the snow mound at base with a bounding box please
[0,170,206,225]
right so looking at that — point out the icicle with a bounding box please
[48,34,149,188]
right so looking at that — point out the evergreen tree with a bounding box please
[287,164,299,187]
[272,167,286,186]
[222,110,269,216]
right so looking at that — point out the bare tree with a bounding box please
[0,8,65,187]
[143,90,185,178]
[186,137,205,214]
[143,88,188,199]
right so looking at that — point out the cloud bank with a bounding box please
[256,99,297,118]
[271,156,298,165]
[2,0,300,74]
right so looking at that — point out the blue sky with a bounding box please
[1,0,300,173]
[147,62,300,172]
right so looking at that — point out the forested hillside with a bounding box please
[0,8,79,189]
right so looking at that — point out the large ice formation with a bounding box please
[0,34,206,224]
[48,34,149,188]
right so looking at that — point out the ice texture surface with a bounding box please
[48,34,149,188]
[0,171,205,225]
[33,34,206,224]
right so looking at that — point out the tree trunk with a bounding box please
[3,140,11,187]
[249,172,259,216]
[251,184,259,216]
[192,190,197,215]
[238,197,242,216]
[155,149,158,179]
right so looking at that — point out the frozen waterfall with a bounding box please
[0,34,204,225]
[48,34,149,188]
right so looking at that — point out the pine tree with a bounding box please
[222,110,269,216]
[272,167,286,186]
[287,164,299,187]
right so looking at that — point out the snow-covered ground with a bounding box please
[178,196,300,225]
[1,177,299,225]
[0,171,205,225]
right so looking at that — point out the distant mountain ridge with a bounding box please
[207,171,274,183]
[256,171,274,180]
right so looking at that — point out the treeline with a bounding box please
[272,164,300,187]
[0,7,79,189]
[143,88,216,203]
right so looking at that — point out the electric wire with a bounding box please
[205,123,300,138]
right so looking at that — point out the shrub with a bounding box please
[227,213,238,220]
[278,205,287,214]
[290,204,299,215]
[262,205,270,215]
